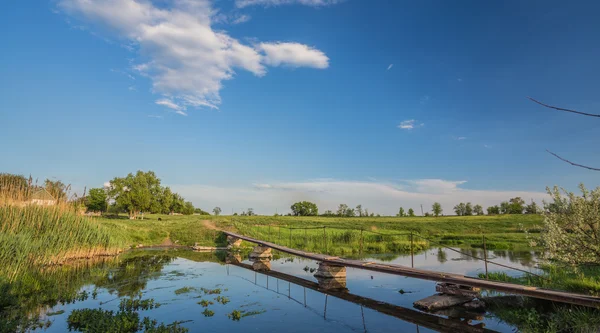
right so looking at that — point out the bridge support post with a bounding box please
[227,236,242,249]
[249,245,272,259]
[314,262,347,291]
[226,253,242,264]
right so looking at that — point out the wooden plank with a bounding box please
[230,262,498,333]
[223,230,600,309]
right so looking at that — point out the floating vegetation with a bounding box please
[200,287,221,295]
[168,271,186,277]
[227,309,266,321]
[46,310,65,316]
[198,299,214,308]
[214,296,230,305]
[202,309,214,317]
[67,308,189,332]
[119,298,161,312]
[174,287,195,295]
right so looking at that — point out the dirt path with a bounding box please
[201,220,219,231]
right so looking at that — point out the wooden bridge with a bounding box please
[222,230,600,309]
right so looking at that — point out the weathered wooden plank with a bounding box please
[222,230,600,309]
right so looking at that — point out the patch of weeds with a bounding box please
[198,299,214,308]
[227,309,266,321]
[67,308,188,333]
[200,288,221,295]
[119,298,161,312]
[169,271,186,277]
[46,310,65,316]
[174,287,195,295]
[215,296,230,305]
[202,309,214,317]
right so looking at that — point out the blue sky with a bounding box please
[1,0,599,214]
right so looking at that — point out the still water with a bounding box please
[23,248,540,333]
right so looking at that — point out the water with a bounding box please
[11,248,541,333]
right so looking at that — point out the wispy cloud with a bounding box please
[59,0,329,112]
[156,98,185,112]
[457,78,463,82]
[420,95,430,104]
[232,14,251,24]
[128,86,136,91]
[236,0,342,8]
[398,119,424,130]
[387,64,393,70]
[172,179,547,215]
[147,115,163,119]
[483,144,492,149]
[453,136,466,140]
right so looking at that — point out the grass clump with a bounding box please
[198,299,214,307]
[200,287,221,295]
[201,309,214,317]
[214,296,230,305]
[174,287,195,295]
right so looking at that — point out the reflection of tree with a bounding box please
[93,255,174,297]
[436,248,447,263]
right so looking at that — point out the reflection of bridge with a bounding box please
[229,260,498,333]
[223,230,600,309]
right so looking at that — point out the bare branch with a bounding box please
[546,150,600,171]
[528,97,600,118]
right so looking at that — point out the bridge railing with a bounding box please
[229,220,546,281]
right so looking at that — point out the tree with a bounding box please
[322,210,334,217]
[487,205,500,215]
[500,201,510,214]
[213,207,222,216]
[473,204,484,216]
[170,193,185,214]
[534,185,600,265]
[159,187,174,214]
[407,208,415,217]
[108,171,162,219]
[529,97,599,171]
[454,203,466,216]
[355,204,363,217]
[432,202,442,217]
[465,202,473,216]
[195,208,210,215]
[344,207,355,217]
[182,201,195,215]
[86,188,107,212]
[508,197,525,214]
[290,201,318,216]
[525,201,539,214]
[336,204,348,217]
[246,208,255,216]
[397,207,405,217]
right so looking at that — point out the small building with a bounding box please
[30,189,56,206]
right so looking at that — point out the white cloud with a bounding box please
[387,64,393,70]
[59,0,328,112]
[147,114,163,119]
[483,144,492,149]
[457,78,463,82]
[156,98,185,111]
[171,179,548,215]
[398,119,423,130]
[232,14,251,24]
[128,85,137,91]
[236,0,342,8]
[259,42,329,69]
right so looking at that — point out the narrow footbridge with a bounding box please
[222,230,600,309]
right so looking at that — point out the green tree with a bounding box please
[473,204,484,215]
[195,208,209,215]
[508,197,526,214]
[525,201,539,214]
[432,202,442,217]
[397,207,405,217]
[500,201,510,214]
[336,204,348,217]
[213,207,222,216]
[108,171,162,219]
[487,205,500,215]
[345,207,356,217]
[534,185,600,265]
[355,204,363,217]
[465,202,473,216]
[290,201,318,216]
[407,208,415,217]
[321,210,334,217]
[159,187,174,214]
[182,201,195,215]
[170,193,185,214]
[86,188,107,212]
[454,203,466,216]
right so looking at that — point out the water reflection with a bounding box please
[0,247,544,333]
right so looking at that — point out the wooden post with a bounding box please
[304,287,307,307]
[360,229,364,254]
[323,227,327,254]
[410,232,414,268]
[483,234,489,279]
